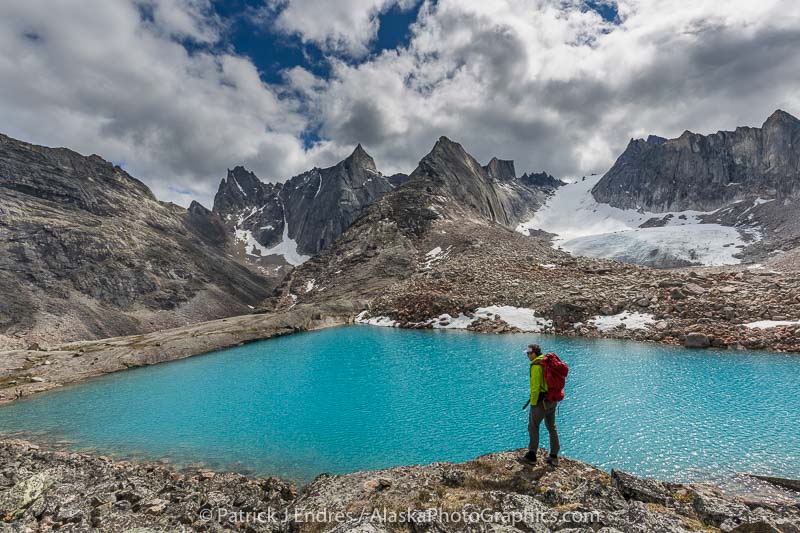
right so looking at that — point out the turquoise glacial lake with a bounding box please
[0,326,798,484]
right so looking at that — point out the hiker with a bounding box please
[522,343,568,466]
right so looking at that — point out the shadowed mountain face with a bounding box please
[281,144,394,254]
[0,133,272,345]
[212,145,394,264]
[592,110,800,212]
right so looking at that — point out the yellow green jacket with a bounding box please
[530,356,548,405]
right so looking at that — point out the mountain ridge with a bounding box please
[212,144,394,265]
[0,132,273,345]
[592,109,800,212]
[271,136,565,309]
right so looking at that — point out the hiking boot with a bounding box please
[520,451,538,464]
[545,454,559,467]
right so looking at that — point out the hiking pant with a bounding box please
[528,399,560,456]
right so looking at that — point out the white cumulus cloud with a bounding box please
[0,0,345,206]
[291,0,800,179]
[269,0,416,56]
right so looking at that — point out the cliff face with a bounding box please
[0,133,271,345]
[592,110,800,212]
[280,144,394,255]
[212,145,394,264]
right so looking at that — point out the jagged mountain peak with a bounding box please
[342,143,377,172]
[519,170,563,190]
[351,142,367,157]
[423,136,480,170]
[225,166,261,190]
[187,200,210,215]
[213,143,394,263]
[213,166,273,215]
[431,136,460,152]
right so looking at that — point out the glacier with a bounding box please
[516,175,758,267]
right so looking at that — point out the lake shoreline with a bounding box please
[0,301,360,405]
[2,297,798,406]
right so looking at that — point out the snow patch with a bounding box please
[744,320,800,329]
[430,313,475,329]
[357,305,551,332]
[234,217,310,266]
[355,311,398,327]
[477,306,551,332]
[313,170,323,198]
[232,176,246,196]
[434,306,551,332]
[305,279,316,293]
[423,245,452,269]
[234,229,270,257]
[264,221,310,266]
[590,312,655,332]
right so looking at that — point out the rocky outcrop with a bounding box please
[592,110,800,212]
[519,170,563,190]
[483,157,516,181]
[0,439,296,531]
[1,440,797,532]
[0,133,273,346]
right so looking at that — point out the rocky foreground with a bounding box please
[1,439,798,532]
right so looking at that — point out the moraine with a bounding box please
[0,326,797,485]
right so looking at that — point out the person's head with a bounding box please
[526,343,542,361]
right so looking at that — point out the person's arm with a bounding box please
[529,364,542,406]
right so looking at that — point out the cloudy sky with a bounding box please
[2,0,800,206]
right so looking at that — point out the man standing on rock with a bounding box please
[522,344,561,466]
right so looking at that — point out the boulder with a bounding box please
[685,333,711,349]
[0,470,58,517]
[671,288,687,300]
[689,483,751,529]
[684,283,706,296]
[611,469,672,506]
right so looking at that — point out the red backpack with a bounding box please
[538,353,569,402]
